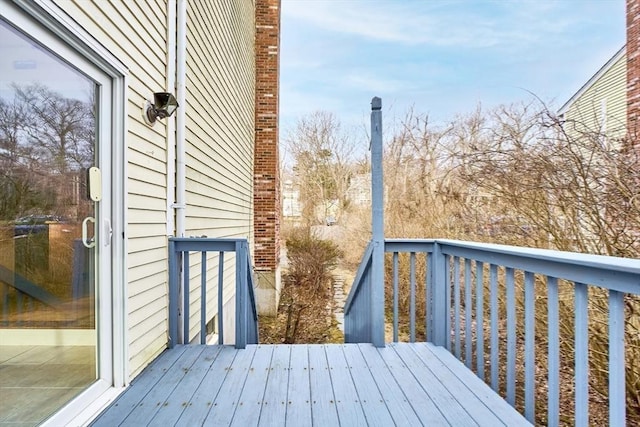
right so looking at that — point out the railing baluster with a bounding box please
[465,258,472,369]
[506,267,516,406]
[393,252,399,343]
[574,282,588,427]
[218,251,224,345]
[524,271,535,423]
[547,276,559,427]
[490,264,499,391]
[410,252,416,342]
[183,251,190,344]
[444,254,451,351]
[200,251,207,344]
[426,252,432,342]
[476,260,484,381]
[454,256,461,359]
[608,289,625,426]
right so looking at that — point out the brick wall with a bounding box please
[628,0,640,145]
[254,0,281,272]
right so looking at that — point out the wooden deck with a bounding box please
[91,343,530,426]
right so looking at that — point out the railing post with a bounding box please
[168,239,178,348]
[235,240,247,349]
[370,96,385,348]
[431,242,447,347]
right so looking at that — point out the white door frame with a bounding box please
[3,1,128,424]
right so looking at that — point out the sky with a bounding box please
[280,0,626,141]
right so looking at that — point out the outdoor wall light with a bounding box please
[143,92,179,126]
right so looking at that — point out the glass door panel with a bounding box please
[0,17,102,426]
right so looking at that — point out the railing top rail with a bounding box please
[169,237,248,252]
[384,238,640,274]
[382,238,640,293]
[438,239,640,274]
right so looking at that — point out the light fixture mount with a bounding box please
[143,92,179,126]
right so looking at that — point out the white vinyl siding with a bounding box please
[185,0,254,239]
[54,0,256,377]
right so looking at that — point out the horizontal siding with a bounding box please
[564,53,627,142]
[185,0,255,241]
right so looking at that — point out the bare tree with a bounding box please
[14,83,94,173]
[285,111,357,225]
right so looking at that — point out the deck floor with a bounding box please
[91,342,530,426]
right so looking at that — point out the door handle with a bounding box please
[82,216,96,249]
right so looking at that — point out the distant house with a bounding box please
[282,179,302,217]
[347,173,372,206]
[0,1,280,425]
[558,46,627,144]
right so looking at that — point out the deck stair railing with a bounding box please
[344,238,640,426]
[168,237,258,349]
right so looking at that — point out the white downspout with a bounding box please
[175,0,187,344]
[166,0,176,236]
[176,0,187,237]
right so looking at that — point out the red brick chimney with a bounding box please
[254,0,281,315]
[628,0,640,145]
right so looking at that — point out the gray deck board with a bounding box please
[356,343,424,426]
[119,345,206,426]
[92,343,531,427]
[373,344,450,425]
[204,345,257,425]
[308,344,340,425]
[147,345,224,426]
[424,343,528,426]
[173,345,238,426]
[341,344,396,427]
[285,344,312,426]
[391,343,478,426]
[91,345,188,427]
[324,344,368,426]
[230,344,273,426]
[407,343,504,426]
[257,344,290,426]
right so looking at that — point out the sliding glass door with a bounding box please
[0,11,112,426]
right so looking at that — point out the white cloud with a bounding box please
[281,0,572,49]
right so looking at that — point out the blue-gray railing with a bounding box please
[344,238,640,426]
[168,237,258,349]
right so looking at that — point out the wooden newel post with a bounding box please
[370,97,385,347]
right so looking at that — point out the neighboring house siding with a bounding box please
[560,48,627,144]
[184,1,255,341]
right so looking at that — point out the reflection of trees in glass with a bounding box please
[0,83,95,220]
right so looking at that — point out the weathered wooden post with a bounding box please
[370,97,385,347]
